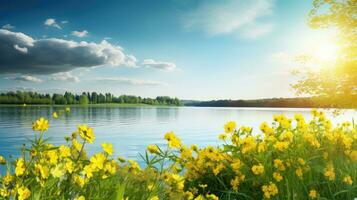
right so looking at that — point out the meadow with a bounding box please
[0,108,356,200]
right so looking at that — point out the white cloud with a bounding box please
[183,0,274,38]
[0,29,131,74]
[94,77,167,86]
[2,24,15,29]
[71,30,88,38]
[13,44,28,54]
[142,59,176,71]
[49,72,80,82]
[7,75,42,83]
[125,55,138,67]
[61,20,68,24]
[44,18,62,29]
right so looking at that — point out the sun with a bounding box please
[312,41,340,62]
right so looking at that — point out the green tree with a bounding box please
[293,0,357,108]
[79,93,89,105]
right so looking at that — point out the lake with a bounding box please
[0,106,356,162]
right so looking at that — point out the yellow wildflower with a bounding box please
[147,144,160,154]
[273,141,290,151]
[273,159,285,171]
[75,195,85,200]
[164,131,181,148]
[52,112,58,118]
[295,167,303,178]
[32,117,49,132]
[224,121,236,133]
[17,186,31,200]
[309,189,318,199]
[65,107,71,112]
[59,145,71,158]
[206,194,219,200]
[15,157,26,176]
[149,196,159,200]
[35,164,49,179]
[102,143,114,155]
[343,175,353,185]
[262,182,278,199]
[90,153,106,170]
[273,172,283,182]
[51,165,65,178]
[324,165,335,181]
[0,156,6,165]
[251,164,264,175]
[78,124,95,143]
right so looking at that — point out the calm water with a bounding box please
[0,106,356,162]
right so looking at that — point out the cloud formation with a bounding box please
[0,29,130,74]
[184,0,274,38]
[72,30,88,38]
[94,77,167,86]
[142,59,176,71]
[7,75,42,83]
[44,18,61,29]
[49,72,80,82]
[2,24,15,29]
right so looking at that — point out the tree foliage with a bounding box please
[0,91,182,106]
[293,0,357,108]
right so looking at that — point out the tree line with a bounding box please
[0,91,182,106]
[184,97,341,108]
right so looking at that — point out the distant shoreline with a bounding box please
[0,103,180,107]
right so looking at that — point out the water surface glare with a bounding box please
[0,106,356,161]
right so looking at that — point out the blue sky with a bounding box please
[0,0,320,100]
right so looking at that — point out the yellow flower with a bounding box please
[78,125,95,143]
[147,144,160,154]
[0,156,6,165]
[164,131,181,148]
[102,143,114,155]
[343,175,353,185]
[273,141,290,151]
[297,158,305,165]
[59,145,71,158]
[65,160,74,173]
[15,157,26,176]
[75,195,85,200]
[74,175,85,187]
[17,186,31,200]
[90,153,107,170]
[324,165,335,181]
[128,160,141,171]
[224,121,236,133]
[65,107,71,112]
[72,139,83,152]
[32,117,49,132]
[149,196,159,200]
[295,167,303,178]
[206,194,219,200]
[51,165,65,178]
[273,172,283,182]
[2,172,13,185]
[262,182,278,199]
[273,159,285,171]
[309,189,318,199]
[251,164,264,175]
[83,164,95,179]
[35,164,49,179]
[52,112,58,118]
[218,133,227,140]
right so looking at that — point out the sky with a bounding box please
[0,0,327,100]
